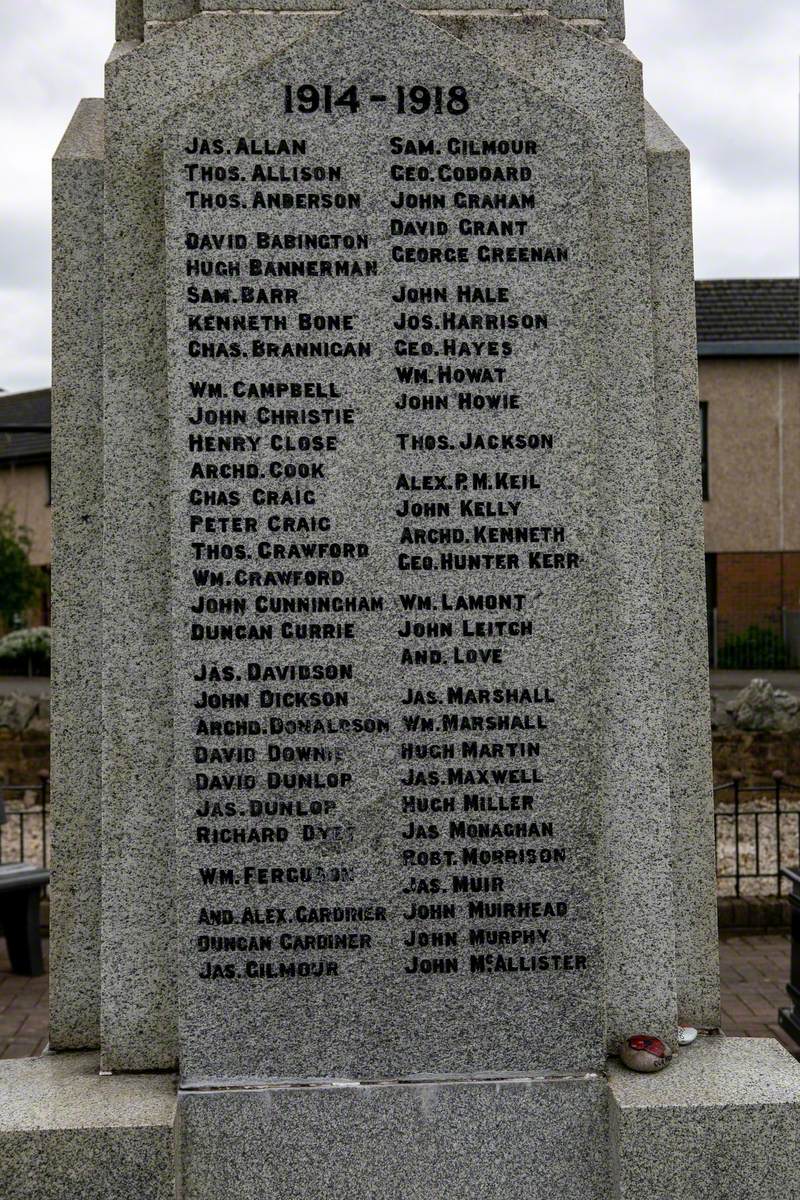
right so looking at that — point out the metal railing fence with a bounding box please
[715,771,800,897]
[0,771,50,870]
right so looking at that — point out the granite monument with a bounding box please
[1,1,799,1197]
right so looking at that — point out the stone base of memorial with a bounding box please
[0,1054,175,1200]
[3,1040,800,1199]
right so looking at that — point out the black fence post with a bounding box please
[38,771,50,870]
[774,771,785,893]
[731,772,744,898]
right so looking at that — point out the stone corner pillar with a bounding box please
[50,97,105,1052]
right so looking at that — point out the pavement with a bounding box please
[718,931,798,1055]
[1,933,798,1061]
[0,937,49,1059]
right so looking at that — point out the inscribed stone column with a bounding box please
[443,9,679,1050]
[167,0,605,1085]
[50,98,105,1051]
[100,5,322,1072]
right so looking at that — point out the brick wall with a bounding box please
[713,730,800,785]
[784,554,800,611]
[716,551,800,641]
[0,731,50,785]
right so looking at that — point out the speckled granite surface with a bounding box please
[0,1053,176,1200]
[645,102,720,1029]
[179,1074,610,1200]
[50,98,105,1053]
[166,0,607,1087]
[440,10,679,1052]
[38,3,800,1197]
[100,8,324,1072]
[609,1038,800,1200]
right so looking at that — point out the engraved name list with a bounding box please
[165,31,604,1081]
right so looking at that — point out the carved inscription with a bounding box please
[166,17,603,1078]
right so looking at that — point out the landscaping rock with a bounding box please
[0,694,39,734]
[711,693,734,730]
[726,678,800,733]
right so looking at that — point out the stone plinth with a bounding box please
[178,1074,609,1200]
[4,1046,800,1199]
[609,1038,800,1200]
[0,1053,176,1200]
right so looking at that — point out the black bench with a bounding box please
[780,866,800,1047]
[0,863,49,976]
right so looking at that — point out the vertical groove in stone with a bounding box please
[606,0,624,38]
[50,98,106,1051]
[117,0,145,40]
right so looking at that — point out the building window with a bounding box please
[39,567,51,626]
[705,552,717,665]
[700,402,709,500]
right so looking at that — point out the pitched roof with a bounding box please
[695,279,799,355]
[0,389,51,464]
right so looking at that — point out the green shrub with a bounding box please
[717,625,792,669]
[0,626,51,675]
[0,507,47,628]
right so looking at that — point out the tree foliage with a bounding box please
[0,506,46,629]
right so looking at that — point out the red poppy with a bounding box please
[628,1035,666,1057]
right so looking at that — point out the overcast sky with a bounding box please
[0,0,797,393]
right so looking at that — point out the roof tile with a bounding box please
[0,389,52,464]
[696,279,799,344]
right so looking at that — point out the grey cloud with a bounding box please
[627,0,798,278]
[0,220,51,291]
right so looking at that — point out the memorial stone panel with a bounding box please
[165,2,604,1084]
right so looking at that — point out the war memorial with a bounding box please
[1,0,799,1195]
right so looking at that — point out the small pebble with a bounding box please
[619,1034,673,1073]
